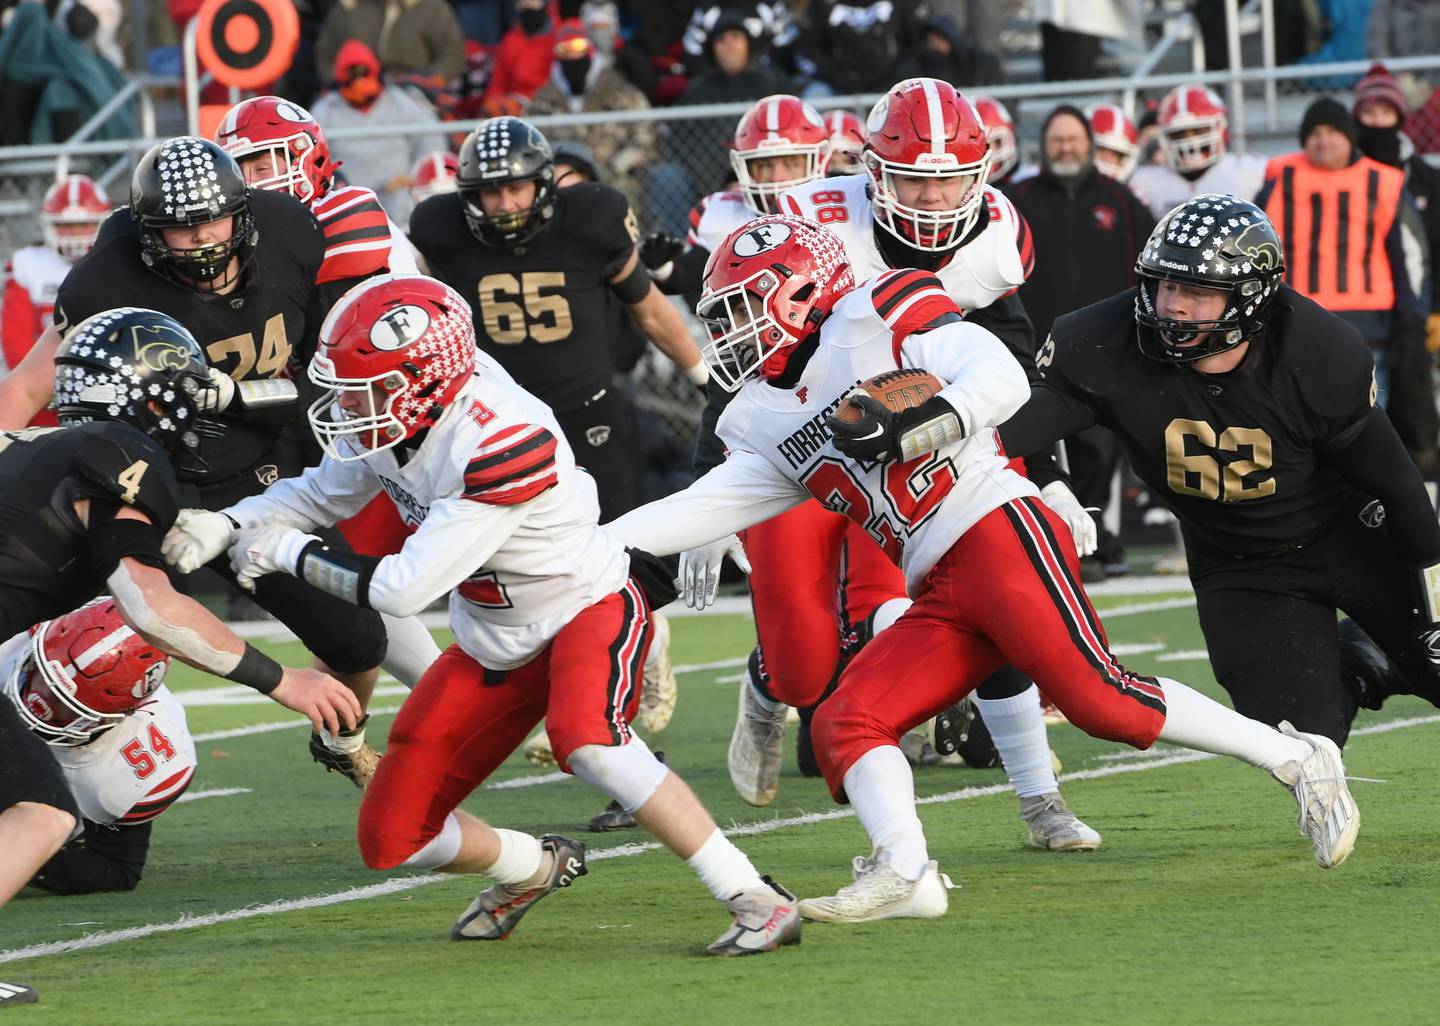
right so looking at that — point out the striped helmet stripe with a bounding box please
[920,78,945,154]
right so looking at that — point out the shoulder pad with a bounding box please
[871,269,959,330]
[462,424,559,505]
[71,424,179,529]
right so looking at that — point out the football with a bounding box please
[833,368,944,423]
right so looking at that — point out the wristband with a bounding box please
[1414,562,1440,622]
[224,642,283,694]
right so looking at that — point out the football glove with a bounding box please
[678,534,751,610]
[161,508,239,574]
[195,366,236,412]
[230,525,317,593]
[1039,480,1099,558]
[827,394,962,463]
[639,231,684,280]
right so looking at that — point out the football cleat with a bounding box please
[707,876,801,956]
[1272,722,1360,869]
[636,611,677,734]
[0,983,37,1007]
[728,676,787,806]
[586,752,663,832]
[309,714,380,788]
[522,725,556,768]
[1020,792,1102,851]
[451,834,587,940]
[799,855,953,923]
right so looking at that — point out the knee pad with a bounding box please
[319,609,388,675]
[566,738,669,814]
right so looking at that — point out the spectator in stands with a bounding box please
[528,22,655,201]
[1367,0,1440,59]
[797,0,920,96]
[483,0,559,112]
[315,0,465,84]
[451,0,513,45]
[893,14,1004,88]
[612,0,696,104]
[1033,0,1141,81]
[681,3,798,80]
[1009,105,1156,579]
[1353,63,1440,359]
[1259,98,1437,473]
[310,39,449,225]
[925,0,1002,56]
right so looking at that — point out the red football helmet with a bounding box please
[1086,103,1139,181]
[41,175,109,262]
[697,215,854,392]
[308,274,477,460]
[864,78,991,252]
[411,151,460,206]
[825,110,867,176]
[730,94,831,215]
[1157,85,1228,174]
[7,598,168,746]
[972,96,1018,183]
[215,95,338,206]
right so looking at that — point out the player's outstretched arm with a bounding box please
[613,249,708,387]
[0,323,60,429]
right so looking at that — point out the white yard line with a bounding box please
[1157,649,1211,662]
[3,712,1431,967]
[174,788,253,803]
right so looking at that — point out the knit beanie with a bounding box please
[1352,62,1409,120]
[1299,97,1358,148]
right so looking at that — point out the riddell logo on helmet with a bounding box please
[1155,259,1190,271]
[912,153,959,168]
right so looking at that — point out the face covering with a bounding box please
[519,7,547,34]
[560,56,591,96]
[340,74,382,109]
[1357,124,1403,167]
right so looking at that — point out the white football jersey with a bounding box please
[0,633,196,830]
[5,243,68,317]
[779,174,1032,314]
[227,353,629,669]
[1128,152,1269,221]
[606,272,1036,594]
[687,190,755,252]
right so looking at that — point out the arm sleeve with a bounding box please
[30,819,153,895]
[606,448,807,555]
[997,383,1101,460]
[899,321,1033,434]
[225,456,381,532]
[1326,406,1440,565]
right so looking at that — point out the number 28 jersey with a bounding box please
[607,273,1035,595]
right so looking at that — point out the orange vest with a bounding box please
[1262,152,1404,312]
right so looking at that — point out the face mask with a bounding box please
[1357,124,1403,167]
[560,56,591,95]
[340,74,382,108]
[519,7,547,33]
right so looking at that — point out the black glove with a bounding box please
[827,394,961,463]
[1410,561,1440,684]
[639,231,684,272]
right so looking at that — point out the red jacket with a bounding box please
[484,1,560,104]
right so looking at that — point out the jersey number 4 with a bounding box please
[802,453,958,562]
[1164,418,1276,502]
[477,272,573,344]
[122,724,177,780]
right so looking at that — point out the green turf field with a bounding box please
[2,590,1437,1025]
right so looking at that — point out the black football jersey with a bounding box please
[1023,286,1376,556]
[53,189,325,484]
[0,422,179,638]
[409,181,638,411]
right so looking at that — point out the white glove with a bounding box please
[677,534,751,610]
[1040,480,1098,558]
[229,525,317,593]
[161,508,238,574]
[195,366,236,413]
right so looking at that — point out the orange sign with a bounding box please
[195,0,299,89]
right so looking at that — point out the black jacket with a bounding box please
[1007,165,1156,344]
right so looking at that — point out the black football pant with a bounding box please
[0,699,79,818]
[1066,425,1124,566]
[555,387,639,521]
[1188,502,1440,745]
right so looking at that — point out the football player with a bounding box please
[409,151,460,209]
[4,598,196,894]
[973,95,1022,189]
[2,175,111,420]
[0,138,388,787]
[607,214,1360,921]
[825,110,868,177]
[1085,103,1140,183]
[0,306,357,915]
[197,274,799,955]
[703,78,1097,851]
[215,95,442,689]
[1127,85,1268,220]
[999,195,1440,743]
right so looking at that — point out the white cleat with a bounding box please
[799,856,953,923]
[522,726,555,768]
[1272,721,1360,869]
[1020,792,1102,851]
[637,611,677,734]
[728,676,787,807]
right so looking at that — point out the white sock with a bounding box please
[745,667,785,712]
[871,598,912,635]
[843,746,929,880]
[320,721,365,753]
[973,685,1057,799]
[484,828,545,885]
[1155,677,1309,771]
[685,828,764,901]
[380,612,444,689]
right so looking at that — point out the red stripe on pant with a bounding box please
[812,498,1167,803]
[357,585,652,870]
[743,500,906,707]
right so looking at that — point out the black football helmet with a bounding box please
[54,308,219,474]
[131,137,258,292]
[456,117,558,246]
[1134,194,1285,363]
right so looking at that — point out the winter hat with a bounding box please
[1352,62,1409,120]
[1299,97,1358,148]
